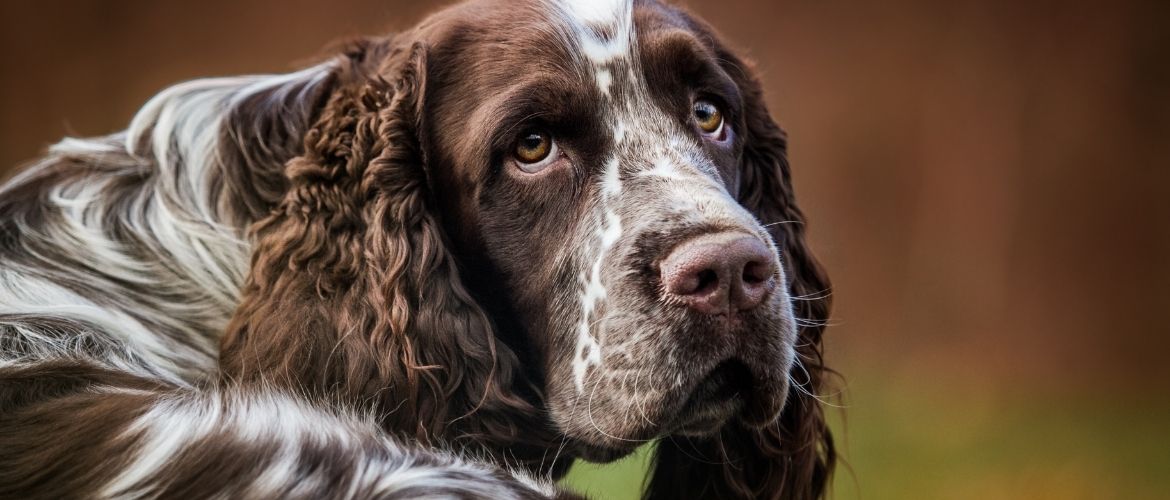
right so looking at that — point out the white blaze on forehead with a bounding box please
[556,0,634,65]
[580,36,630,65]
[559,0,630,26]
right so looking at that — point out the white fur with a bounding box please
[103,390,556,499]
[639,154,687,181]
[0,63,334,384]
[596,67,614,96]
[566,0,638,392]
[0,272,195,384]
[559,0,628,25]
[103,395,226,496]
[560,0,762,394]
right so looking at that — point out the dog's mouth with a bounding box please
[671,359,753,435]
[569,361,754,461]
[565,356,791,462]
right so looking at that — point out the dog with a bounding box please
[0,0,834,498]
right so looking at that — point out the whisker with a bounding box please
[665,435,734,466]
[795,318,842,328]
[789,288,834,301]
[761,219,803,228]
[584,376,654,444]
[788,356,848,408]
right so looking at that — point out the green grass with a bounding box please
[561,443,655,500]
[560,378,1170,499]
[830,382,1170,500]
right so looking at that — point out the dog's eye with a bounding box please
[693,100,724,136]
[513,130,557,173]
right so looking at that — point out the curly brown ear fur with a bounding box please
[645,56,836,499]
[219,40,560,469]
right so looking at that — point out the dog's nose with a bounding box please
[660,232,777,315]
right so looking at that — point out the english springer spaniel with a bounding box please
[0,0,835,498]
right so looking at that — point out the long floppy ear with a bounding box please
[219,41,558,467]
[646,55,836,499]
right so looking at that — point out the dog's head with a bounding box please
[221,0,833,497]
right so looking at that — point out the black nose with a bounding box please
[659,232,777,315]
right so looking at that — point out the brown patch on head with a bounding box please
[219,35,566,472]
[217,0,833,496]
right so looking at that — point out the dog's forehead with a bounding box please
[556,0,631,26]
[548,0,636,65]
[544,0,723,187]
[545,0,645,129]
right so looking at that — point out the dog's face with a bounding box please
[420,0,797,458]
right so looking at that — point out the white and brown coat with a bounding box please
[0,1,834,498]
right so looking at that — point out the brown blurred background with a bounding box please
[2,1,1168,498]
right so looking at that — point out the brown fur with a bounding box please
[220,1,835,497]
[219,41,566,470]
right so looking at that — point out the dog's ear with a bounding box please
[214,63,339,224]
[219,41,554,461]
[646,45,836,500]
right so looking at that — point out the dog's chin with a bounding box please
[568,359,789,463]
[672,356,793,433]
[669,358,753,436]
[569,441,641,463]
[671,398,744,437]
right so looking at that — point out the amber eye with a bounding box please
[514,130,554,165]
[693,99,724,135]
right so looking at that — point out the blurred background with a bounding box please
[2,1,1167,498]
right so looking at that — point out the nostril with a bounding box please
[695,269,720,295]
[742,260,773,286]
